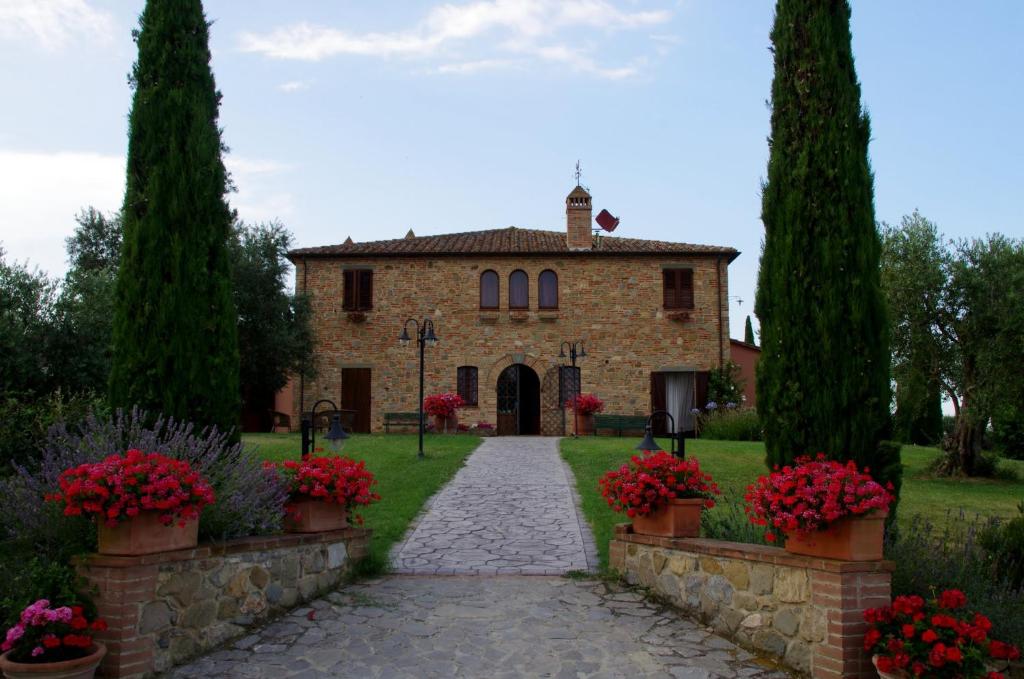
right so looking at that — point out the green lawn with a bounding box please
[243,433,480,569]
[561,437,1024,570]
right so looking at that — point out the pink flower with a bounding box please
[31,646,44,657]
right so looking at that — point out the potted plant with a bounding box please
[863,589,1020,678]
[0,600,107,679]
[423,392,464,433]
[47,450,215,556]
[599,452,720,538]
[269,456,380,533]
[744,454,892,561]
[567,393,604,435]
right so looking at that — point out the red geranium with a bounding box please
[47,450,215,527]
[863,590,1020,678]
[743,454,892,543]
[599,452,720,517]
[423,393,464,418]
[267,456,380,524]
[1,600,106,664]
[566,393,604,415]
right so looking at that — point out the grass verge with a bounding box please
[561,437,1024,570]
[244,432,480,573]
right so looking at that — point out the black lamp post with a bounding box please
[301,398,350,460]
[636,409,685,458]
[558,340,586,437]
[398,318,438,459]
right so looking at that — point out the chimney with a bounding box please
[566,185,593,250]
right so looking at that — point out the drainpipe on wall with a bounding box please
[716,255,725,368]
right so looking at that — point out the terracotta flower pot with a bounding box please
[784,511,887,561]
[0,643,106,679]
[97,512,198,556]
[285,498,348,533]
[574,412,595,436]
[631,498,704,538]
[433,414,458,433]
[871,654,907,679]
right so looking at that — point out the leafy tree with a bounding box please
[755,0,891,473]
[707,362,744,407]
[109,0,240,434]
[230,221,314,430]
[881,214,1024,475]
[744,315,756,345]
[0,248,56,397]
[65,208,122,273]
[881,212,945,446]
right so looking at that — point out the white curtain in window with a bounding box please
[666,372,696,433]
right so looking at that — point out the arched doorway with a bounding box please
[496,364,541,435]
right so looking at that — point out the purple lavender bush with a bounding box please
[1,408,289,546]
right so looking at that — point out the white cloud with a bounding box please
[434,58,519,74]
[239,0,671,79]
[0,150,124,277]
[225,156,296,224]
[0,0,114,50]
[278,80,311,92]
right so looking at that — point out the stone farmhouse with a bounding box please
[287,184,739,436]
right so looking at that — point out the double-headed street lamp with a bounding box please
[398,318,438,459]
[636,409,686,459]
[300,398,349,460]
[559,340,586,437]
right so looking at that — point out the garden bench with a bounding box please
[594,414,649,436]
[384,411,425,433]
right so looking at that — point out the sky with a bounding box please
[1,0,1022,341]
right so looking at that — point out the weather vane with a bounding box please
[574,160,583,186]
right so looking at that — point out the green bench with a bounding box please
[594,414,649,436]
[384,412,425,433]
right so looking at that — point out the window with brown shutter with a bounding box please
[343,268,373,311]
[663,268,694,310]
[457,366,478,406]
[480,270,499,309]
[509,270,529,309]
[538,270,558,309]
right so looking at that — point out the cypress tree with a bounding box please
[109,0,240,434]
[744,315,756,345]
[754,0,890,471]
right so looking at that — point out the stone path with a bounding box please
[166,576,790,679]
[390,437,598,575]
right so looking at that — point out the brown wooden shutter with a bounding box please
[695,371,710,411]
[662,270,676,309]
[679,269,694,309]
[358,270,373,310]
[650,372,667,435]
[457,367,479,406]
[343,270,356,311]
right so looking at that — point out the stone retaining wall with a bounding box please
[610,525,893,679]
[75,527,370,678]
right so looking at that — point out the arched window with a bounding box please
[480,270,499,309]
[509,270,529,309]
[538,270,558,309]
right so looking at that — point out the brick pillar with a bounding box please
[810,567,893,679]
[76,559,159,679]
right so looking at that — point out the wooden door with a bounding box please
[341,368,371,433]
[496,365,518,436]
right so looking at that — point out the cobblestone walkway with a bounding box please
[167,576,789,679]
[390,437,598,575]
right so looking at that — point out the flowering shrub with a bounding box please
[864,589,1021,678]
[268,456,380,524]
[744,454,892,543]
[475,421,494,430]
[567,393,605,415]
[599,452,720,518]
[423,393,464,418]
[47,450,215,528]
[1,600,106,663]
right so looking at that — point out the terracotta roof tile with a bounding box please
[289,227,739,261]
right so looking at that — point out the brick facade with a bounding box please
[290,187,736,434]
